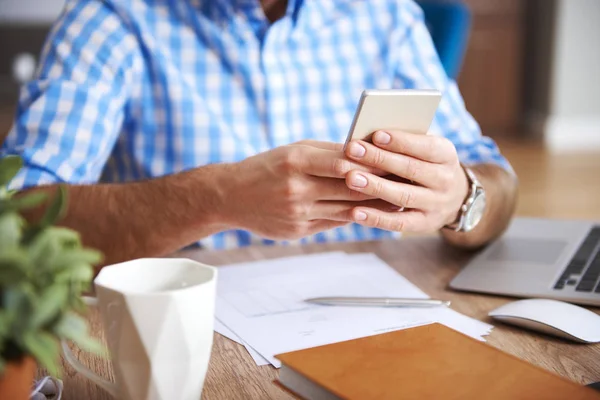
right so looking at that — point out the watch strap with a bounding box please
[444,164,481,232]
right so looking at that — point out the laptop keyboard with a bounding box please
[554,226,600,292]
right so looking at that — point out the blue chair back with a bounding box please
[416,1,472,79]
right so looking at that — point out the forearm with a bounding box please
[440,163,518,249]
[18,164,232,266]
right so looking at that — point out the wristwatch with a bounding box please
[444,165,486,232]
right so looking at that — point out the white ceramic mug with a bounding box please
[62,258,217,400]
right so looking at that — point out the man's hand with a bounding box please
[343,130,469,233]
[219,140,391,240]
[16,140,391,266]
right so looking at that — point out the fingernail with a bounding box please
[374,131,391,145]
[348,142,366,158]
[350,173,368,188]
[355,210,367,221]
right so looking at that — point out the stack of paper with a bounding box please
[214,252,493,367]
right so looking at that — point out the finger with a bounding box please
[292,140,343,152]
[345,140,444,187]
[310,199,400,221]
[370,130,457,164]
[383,174,413,185]
[351,207,431,233]
[352,199,405,212]
[309,202,355,221]
[293,146,384,178]
[307,220,349,234]
[345,171,436,209]
[307,176,374,201]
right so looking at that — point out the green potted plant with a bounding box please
[0,155,103,400]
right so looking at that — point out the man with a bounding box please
[1,0,517,265]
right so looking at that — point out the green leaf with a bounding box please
[48,226,82,248]
[0,310,12,338]
[54,311,86,336]
[69,294,88,314]
[0,267,27,286]
[27,229,60,273]
[11,191,48,210]
[53,263,94,284]
[3,288,32,333]
[53,247,101,265]
[0,247,29,265]
[27,227,91,270]
[20,225,41,246]
[29,285,69,329]
[0,200,15,213]
[0,248,31,285]
[54,312,104,355]
[74,334,104,355]
[39,185,67,227]
[0,193,48,214]
[3,288,29,314]
[50,248,102,273]
[0,156,23,187]
[22,331,60,376]
[0,213,24,252]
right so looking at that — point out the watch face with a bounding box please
[463,192,486,231]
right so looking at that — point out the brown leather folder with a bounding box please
[275,323,600,400]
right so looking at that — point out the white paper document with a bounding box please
[214,320,269,366]
[213,252,492,367]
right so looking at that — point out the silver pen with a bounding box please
[305,297,451,308]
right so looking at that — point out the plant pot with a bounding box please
[0,356,36,400]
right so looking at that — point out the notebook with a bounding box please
[275,323,600,400]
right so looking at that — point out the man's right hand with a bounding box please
[218,141,390,240]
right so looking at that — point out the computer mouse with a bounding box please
[488,298,600,343]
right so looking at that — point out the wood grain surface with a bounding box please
[46,237,600,399]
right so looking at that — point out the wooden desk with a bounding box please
[55,238,600,399]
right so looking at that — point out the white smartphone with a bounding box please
[343,89,442,148]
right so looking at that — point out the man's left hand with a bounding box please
[344,130,469,233]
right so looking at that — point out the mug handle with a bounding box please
[61,296,119,398]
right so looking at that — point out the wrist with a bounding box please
[445,164,471,226]
[188,163,236,232]
[443,164,486,232]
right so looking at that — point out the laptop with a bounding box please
[449,217,600,307]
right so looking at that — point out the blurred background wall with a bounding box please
[0,0,64,23]
[0,0,64,98]
[542,0,600,151]
[457,0,599,151]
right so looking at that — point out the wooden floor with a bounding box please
[0,105,599,220]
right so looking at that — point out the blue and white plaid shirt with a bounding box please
[2,0,511,249]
